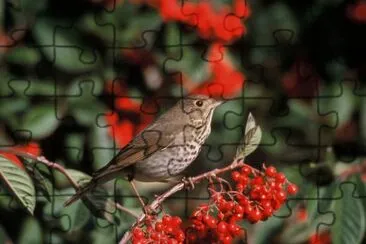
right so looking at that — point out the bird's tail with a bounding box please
[64,181,96,207]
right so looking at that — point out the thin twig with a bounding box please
[0,148,79,188]
[119,160,246,244]
[116,203,140,219]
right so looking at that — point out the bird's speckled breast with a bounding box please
[133,130,211,181]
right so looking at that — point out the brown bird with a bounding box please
[64,94,223,206]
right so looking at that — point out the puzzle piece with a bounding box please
[2,0,366,243]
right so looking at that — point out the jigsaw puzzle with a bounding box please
[1,0,366,243]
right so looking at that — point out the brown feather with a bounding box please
[92,128,175,181]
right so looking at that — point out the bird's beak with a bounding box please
[213,99,225,107]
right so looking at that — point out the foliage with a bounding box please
[0,0,366,243]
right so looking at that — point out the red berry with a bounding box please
[155,222,163,232]
[222,235,233,244]
[263,205,273,217]
[236,183,244,192]
[150,232,159,240]
[241,165,251,175]
[239,175,249,184]
[171,216,182,226]
[261,200,272,208]
[276,173,286,183]
[164,226,174,234]
[234,205,244,214]
[162,215,172,224]
[217,221,228,233]
[265,166,277,177]
[167,238,178,244]
[228,223,241,235]
[203,215,217,228]
[226,201,235,210]
[175,230,185,242]
[133,239,146,244]
[249,208,262,222]
[276,190,287,201]
[218,201,228,212]
[258,194,265,201]
[269,181,276,189]
[132,228,144,239]
[232,171,241,181]
[239,196,249,206]
[244,204,253,214]
[233,212,243,220]
[252,176,264,185]
[250,190,259,200]
[274,182,283,191]
[287,184,298,195]
[272,199,282,210]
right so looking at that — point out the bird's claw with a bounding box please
[182,177,195,190]
[143,205,161,216]
[143,206,153,215]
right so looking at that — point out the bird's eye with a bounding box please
[195,100,203,107]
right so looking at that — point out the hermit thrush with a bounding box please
[64,94,222,206]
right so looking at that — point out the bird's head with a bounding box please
[180,94,223,128]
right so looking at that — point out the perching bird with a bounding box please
[64,94,223,206]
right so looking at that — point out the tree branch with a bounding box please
[0,148,139,220]
[119,160,248,244]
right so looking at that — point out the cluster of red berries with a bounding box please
[186,164,298,243]
[131,215,185,244]
[134,0,250,42]
[231,165,298,222]
[186,203,245,244]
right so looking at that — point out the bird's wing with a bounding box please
[92,126,176,178]
[64,126,178,207]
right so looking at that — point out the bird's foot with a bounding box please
[182,177,195,190]
[143,205,161,216]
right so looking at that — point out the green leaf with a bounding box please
[67,77,105,126]
[165,23,180,47]
[18,217,42,244]
[235,113,262,160]
[0,0,4,26]
[19,0,47,13]
[60,189,91,231]
[25,79,58,96]
[319,83,355,127]
[22,103,60,139]
[90,230,117,244]
[253,216,284,244]
[5,47,41,66]
[33,17,101,73]
[360,99,366,147]
[65,134,85,164]
[21,159,53,201]
[90,122,115,170]
[0,224,11,244]
[66,170,119,224]
[0,155,36,214]
[0,98,28,117]
[331,184,366,244]
[43,188,90,232]
[280,214,333,244]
